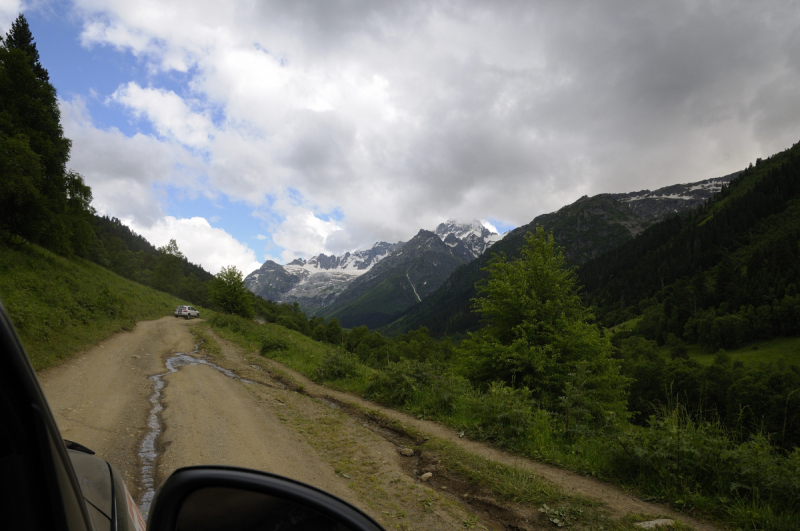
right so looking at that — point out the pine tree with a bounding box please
[4,14,49,82]
[0,13,92,253]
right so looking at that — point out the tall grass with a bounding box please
[608,405,800,529]
[0,241,185,370]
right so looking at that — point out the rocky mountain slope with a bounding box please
[313,229,476,328]
[434,220,503,259]
[610,174,739,219]
[244,242,402,312]
[382,173,737,337]
[244,221,501,316]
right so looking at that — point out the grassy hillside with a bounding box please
[687,336,800,366]
[0,240,187,370]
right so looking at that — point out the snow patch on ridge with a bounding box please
[244,218,505,310]
[433,219,504,259]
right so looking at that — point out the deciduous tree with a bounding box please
[209,266,254,318]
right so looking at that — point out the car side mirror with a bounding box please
[147,466,385,531]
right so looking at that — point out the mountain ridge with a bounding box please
[381,173,736,337]
[313,229,471,327]
[244,220,502,315]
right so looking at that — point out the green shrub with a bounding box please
[314,350,361,382]
[610,405,800,528]
[260,335,289,355]
[411,374,475,419]
[363,359,432,407]
[468,382,535,445]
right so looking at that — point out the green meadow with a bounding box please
[0,241,189,370]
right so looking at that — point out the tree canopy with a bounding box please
[210,266,254,318]
[3,14,49,82]
[0,14,92,254]
[463,227,629,429]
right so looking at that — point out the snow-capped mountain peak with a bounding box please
[244,219,505,311]
[435,219,489,240]
[285,241,402,276]
[433,219,504,259]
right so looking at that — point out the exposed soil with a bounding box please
[39,316,193,498]
[38,317,725,531]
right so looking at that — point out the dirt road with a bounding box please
[39,317,722,530]
[40,318,473,529]
[39,317,192,494]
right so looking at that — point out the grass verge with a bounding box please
[0,241,190,370]
[188,321,223,358]
[209,312,800,530]
[209,313,699,530]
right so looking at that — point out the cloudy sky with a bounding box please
[3,1,799,274]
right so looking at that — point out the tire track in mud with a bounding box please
[137,336,379,526]
[176,332,519,530]
[39,317,195,502]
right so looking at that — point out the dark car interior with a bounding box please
[0,308,94,531]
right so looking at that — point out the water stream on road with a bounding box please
[137,347,258,517]
[134,346,517,530]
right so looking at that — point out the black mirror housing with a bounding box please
[147,466,385,531]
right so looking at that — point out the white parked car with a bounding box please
[174,305,200,319]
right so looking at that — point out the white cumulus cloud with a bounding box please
[0,0,22,31]
[111,83,213,148]
[60,0,800,264]
[129,216,261,276]
[60,97,205,225]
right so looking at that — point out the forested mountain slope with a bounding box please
[579,141,800,350]
[382,175,733,337]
